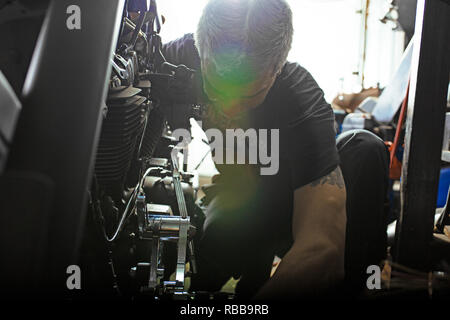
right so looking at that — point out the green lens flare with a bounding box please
[205,46,257,108]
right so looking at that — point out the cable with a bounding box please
[102,167,162,242]
[103,184,138,242]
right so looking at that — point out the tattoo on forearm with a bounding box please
[310,167,345,189]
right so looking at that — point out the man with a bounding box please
[161,0,389,299]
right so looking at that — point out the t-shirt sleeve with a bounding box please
[161,33,207,105]
[280,63,340,190]
[161,33,201,70]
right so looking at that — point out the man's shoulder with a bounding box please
[275,62,325,104]
[162,33,200,70]
[277,62,309,82]
[271,62,331,125]
[165,33,196,48]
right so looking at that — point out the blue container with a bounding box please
[437,167,450,208]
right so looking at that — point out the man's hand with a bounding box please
[254,166,347,299]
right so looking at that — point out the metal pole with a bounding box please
[394,0,450,270]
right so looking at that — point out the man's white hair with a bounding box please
[195,0,293,78]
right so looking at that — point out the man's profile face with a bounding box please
[201,58,277,118]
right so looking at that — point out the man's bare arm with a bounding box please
[254,167,347,299]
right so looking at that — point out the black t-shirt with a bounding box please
[162,34,340,252]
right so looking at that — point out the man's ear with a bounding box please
[270,65,282,79]
[275,66,283,77]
